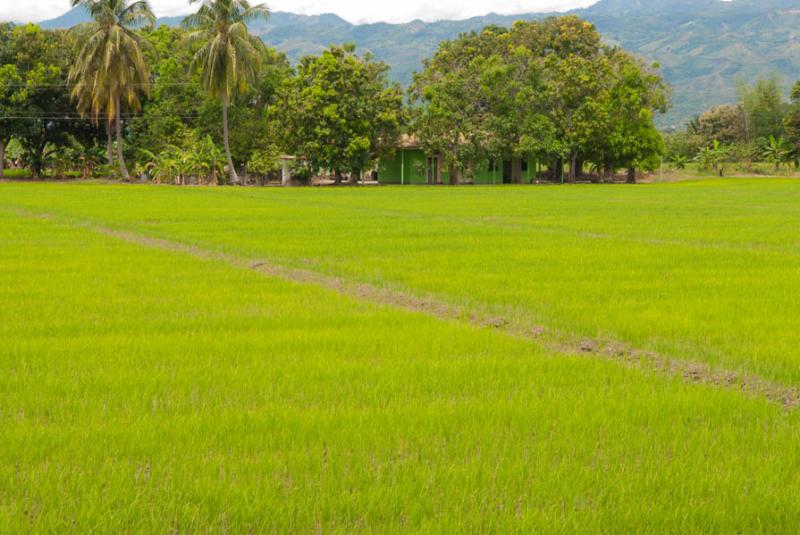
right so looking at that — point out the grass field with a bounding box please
[2,179,800,531]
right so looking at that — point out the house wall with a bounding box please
[379,151,534,185]
[473,163,499,185]
[379,149,432,184]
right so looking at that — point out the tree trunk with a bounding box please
[449,163,460,185]
[222,93,239,185]
[0,139,5,178]
[603,162,613,182]
[31,142,45,179]
[115,97,129,180]
[626,167,637,184]
[106,119,114,168]
[553,158,564,183]
[575,157,584,179]
[512,157,523,184]
[569,152,578,183]
[31,156,41,179]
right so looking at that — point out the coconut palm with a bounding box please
[182,0,269,185]
[68,0,155,180]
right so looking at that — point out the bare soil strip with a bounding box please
[8,205,799,410]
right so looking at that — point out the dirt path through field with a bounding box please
[7,205,799,410]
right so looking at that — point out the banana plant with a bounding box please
[670,154,688,170]
[761,135,792,172]
[139,148,179,184]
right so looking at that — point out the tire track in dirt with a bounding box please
[7,205,799,410]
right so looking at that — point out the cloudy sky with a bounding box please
[0,0,598,25]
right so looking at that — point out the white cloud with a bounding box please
[0,0,598,24]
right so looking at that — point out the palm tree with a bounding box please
[68,0,155,180]
[183,0,269,185]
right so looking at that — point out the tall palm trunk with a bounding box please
[222,92,239,185]
[0,139,5,178]
[115,96,130,180]
[105,120,114,168]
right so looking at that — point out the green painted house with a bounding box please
[377,136,534,185]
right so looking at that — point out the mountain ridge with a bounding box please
[35,0,800,127]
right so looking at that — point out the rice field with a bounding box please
[2,179,800,531]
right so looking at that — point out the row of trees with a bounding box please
[410,17,669,184]
[0,3,669,185]
[667,76,800,174]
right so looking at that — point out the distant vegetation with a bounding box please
[39,0,800,127]
[4,1,800,185]
[0,3,668,185]
[665,76,800,176]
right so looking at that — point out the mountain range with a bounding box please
[37,0,800,127]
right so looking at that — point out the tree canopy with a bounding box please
[410,17,669,183]
[0,14,689,185]
[270,44,404,183]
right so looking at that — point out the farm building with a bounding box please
[377,136,535,185]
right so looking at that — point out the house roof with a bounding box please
[399,134,421,149]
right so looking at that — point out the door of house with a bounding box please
[427,157,439,185]
[502,161,512,184]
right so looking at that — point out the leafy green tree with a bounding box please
[248,146,281,185]
[412,16,667,184]
[410,44,491,183]
[0,22,14,177]
[69,0,155,179]
[205,46,290,175]
[273,44,404,184]
[602,51,668,183]
[183,0,270,185]
[782,81,800,161]
[696,104,747,146]
[0,25,97,178]
[737,77,786,143]
[128,26,209,162]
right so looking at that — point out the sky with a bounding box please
[0,0,598,25]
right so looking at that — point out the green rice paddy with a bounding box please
[2,179,800,531]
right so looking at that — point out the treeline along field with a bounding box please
[2,179,800,531]
[1,1,667,186]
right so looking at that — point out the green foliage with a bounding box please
[782,80,800,156]
[138,134,227,184]
[68,0,156,179]
[127,26,209,156]
[670,154,688,170]
[696,104,747,146]
[271,44,405,182]
[760,135,793,172]
[248,146,280,178]
[737,77,786,143]
[0,24,100,178]
[411,17,668,183]
[694,140,729,175]
[182,0,271,184]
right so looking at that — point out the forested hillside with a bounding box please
[38,0,800,126]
